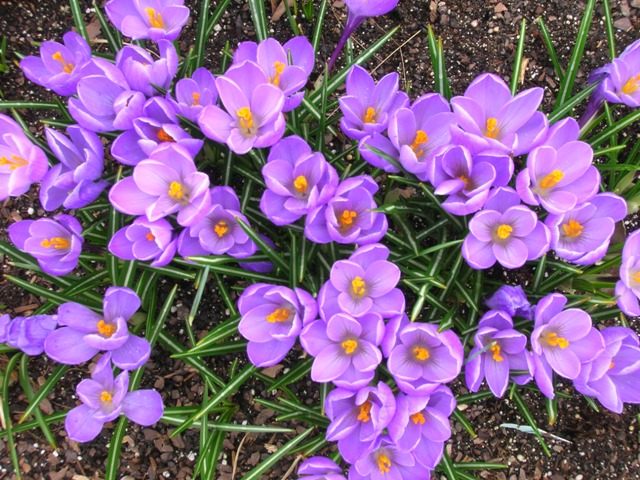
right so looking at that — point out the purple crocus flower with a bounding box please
[305,175,388,245]
[317,243,404,319]
[169,67,218,122]
[109,217,177,267]
[8,214,83,276]
[237,283,317,367]
[545,193,627,265]
[0,314,58,356]
[530,293,605,398]
[348,435,431,480]
[387,386,455,470]
[465,310,532,398]
[574,326,640,413]
[65,354,163,443]
[39,126,109,211]
[451,73,548,156]
[0,114,48,201]
[198,61,285,154]
[105,0,190,42]
[19,31,92,96]
[260,135,338,226]
[462,187,550,270]
[324,382,396,463]
[339,65,409,141]
[616,229,640,316]
[109,143,211,227]
[234,37,314,112]
[594,39,640,108]
[516,142,600,215]
[485,285,534,320]
[388,322,463,396]
[298,457,346,480]
[115,41,178,98]
[44,287,151,370]
[300,312,384,389]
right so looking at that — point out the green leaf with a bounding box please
[2,354,23,480]
[69,0,90,44]
[510,20,527,95]
[247,0,269,42]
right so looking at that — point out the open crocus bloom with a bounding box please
[105,0,190,41]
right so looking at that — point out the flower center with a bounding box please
[338,210,357,231]
[633,271,640,284]
[266,308,290,323]
[192,92,201,106]
[351,276,366,296]
[0,155,28,171]
[145,7,164,28]
[411,412,426,425]
[293,175,308,193]
[364,107,377,124]
[156,128,175,143]
[562,219,583,238]
[485,117,499,139]
[269,61,286,87]
[377,454,392,474]
[622,74,640,95]
[214,220,229,238]
[96,319,116,338]
[609,362,615,370]
[40,237,70,249]
[237,107,255,134]
[458,175,469,188]
[100,391,113,403]
[357,401,372,422]
[145,232,155,241]
[409,130,428,157]
[496,224,513,240]
[341,339,358,354]
[168,181,184,200]
[544,332,569,349]
[490,344,504,362]
[51,51,75,74]
[539,169,564,189]
[413,346,430,361]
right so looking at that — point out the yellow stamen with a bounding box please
[96,319,116,338]
[609,362,615,370]
[338,210,357,231]
[496,224,513,240]
[40,237,70,249]
[293,175,308,193]
[0,155,28,171]
[168,181,183,200]
[157,128,175,143]
[490,344,504,362]
[341,339,358,354]
[411,412,426,425]
[269,61,285,87]
[145,7,164,28]
[633,271,640,284]
[266,308,290,323]
[214,221,228,238]
[377,454,392,474]
[145,232,155,241]
[237,107,254,131]
[364,107,377,124]
[51,51,74,74]
[351,276,366,296]
[485,117,499,139]
[539,169,564,189]
[100,391,113,403]
[458,175,469,188]
[544,332,569,349]
[413,346,430,361]
[622,74,640,95]
[409,130,428,157]
[192,92,201,106]
[562,219,583,238]
[357,401,372,422]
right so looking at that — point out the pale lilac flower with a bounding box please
[238,284,317,367]
[44,287,151,370]
[8,214,83,276]
[169,67,218,122]
[298,457,346,480]
[462,187,550,270]
[105,0,190,42]
[115,41,178,98]
[485,285,534,320]
[19,31,92,96]
[65,354,163,442]
[109,217,177,267]
[0,314,58,356]
[348,435,431,480]
[616,229,640,316]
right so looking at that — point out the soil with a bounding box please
[1,0,640,479]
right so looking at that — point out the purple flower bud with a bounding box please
[2,314,58,356]
[485,285,533,320]
[105,0,190,42]
[115,41,178,98]
[298,457,346,480]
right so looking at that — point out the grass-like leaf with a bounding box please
[2,353,23,480]
[510,20,527,95]
[247,0,269,42]
[242,428,314,480]
[69,0,90,44]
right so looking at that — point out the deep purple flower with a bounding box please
[485,285,534,320]
[260,136,338,225]
[238,284,317,367]
[298,457,346,480]
[44,287,151,370]
[324,382,396,463]
[0,314,58,356]
[305,175,388,245]
[348,435,431,480]
[0,114,48,201]
[530,293,605,398]
[19,31,92,96]
[109,143,211,227]
[39,126,108,211]
[388,322,463,396]
[115,41,178,98]
[109,217,177,267]
[105,0,190,42]
[65,354,163,442]
[462,187,550,270]
[451,73,548,156]
[545,193,627,265]
[8,214,83,276]
[616,229,640,316]
[465,310,532,397]
[198,61,285,154]
[169,67,218,122]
